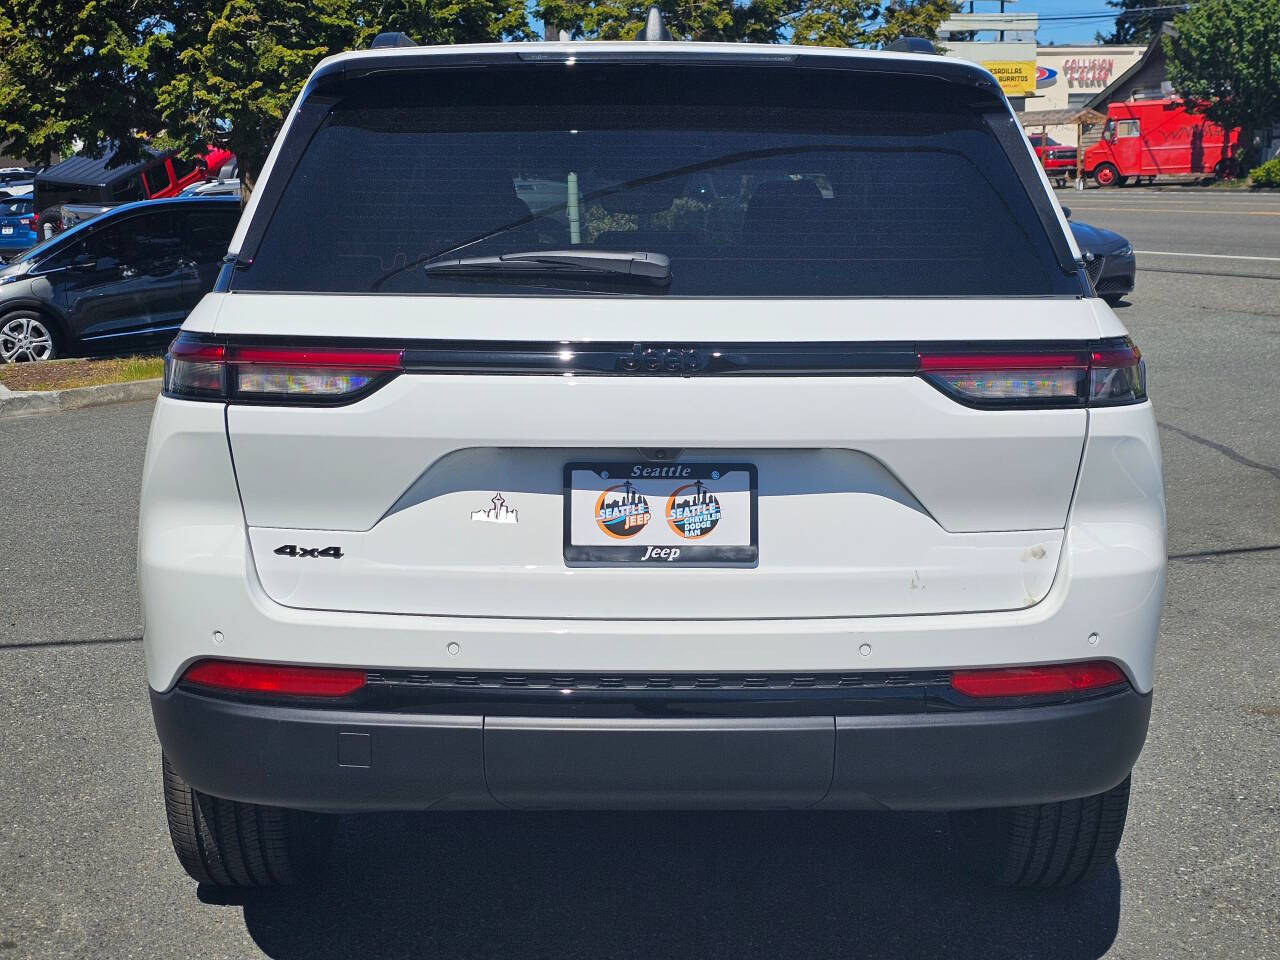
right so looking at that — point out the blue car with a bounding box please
[0,195,38,259]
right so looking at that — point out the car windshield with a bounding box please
[0,199,32,216]
[236,65,1075,298]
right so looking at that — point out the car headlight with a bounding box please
[1114,243,1132,257]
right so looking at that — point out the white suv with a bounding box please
[140,38,1164,890]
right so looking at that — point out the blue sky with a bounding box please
[1019,1,1132,45]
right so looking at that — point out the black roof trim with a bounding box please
[307,46,1002,97]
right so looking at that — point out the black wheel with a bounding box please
[162,755,334,887]
[1213,159,1239,181]
[0,309,60,363]
[949,776,1131,888]
[1093,163,1120,187]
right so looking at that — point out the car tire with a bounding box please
[162,755,334,887]
[0,309,60,363]
[1213,159,1238,181]
[948,775,1131,888]
[1092,163,1120,187]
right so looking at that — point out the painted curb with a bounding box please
[0,377,161,421]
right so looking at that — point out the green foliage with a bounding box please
[2,0,959,191]
[1250,156,1280,188]
[158,0,532,191]
[1096,0,1176,45]
[1165,0,1280,148]
[0,0,178,166]
[537,0,956,46]
[791,0,957,50]
[536,0,798,42]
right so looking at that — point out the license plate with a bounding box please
[1,226,12,235]
[563,461,757,566]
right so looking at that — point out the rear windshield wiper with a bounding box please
[422,250,671,285]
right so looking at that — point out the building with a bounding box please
[1033,44,1146,145]
[938,8,1039,109]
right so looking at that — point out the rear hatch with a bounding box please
[207,53,1097,621]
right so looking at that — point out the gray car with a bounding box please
[1066,210,1135,305]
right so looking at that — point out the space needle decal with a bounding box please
[471,492,519,524]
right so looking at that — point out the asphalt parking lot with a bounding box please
[2,187,1278,958]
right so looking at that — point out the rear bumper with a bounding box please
[152,685,1151,813]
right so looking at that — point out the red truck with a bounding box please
[1084,99,1240,187]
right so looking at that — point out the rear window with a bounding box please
[236,65,1075,297]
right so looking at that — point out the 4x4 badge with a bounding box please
[472,492,519,524]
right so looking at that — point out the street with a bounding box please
[2,187,1279,958]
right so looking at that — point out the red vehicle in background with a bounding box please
[1084,99,1240,187]
[1028,133,1078,186]
[142,147,235,198]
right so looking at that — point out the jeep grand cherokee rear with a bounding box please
[139,40,1164,890]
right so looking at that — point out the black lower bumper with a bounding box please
[152,686,1151,813]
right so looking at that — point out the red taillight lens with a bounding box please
[918,338,1145,408]
[182,659,367,697]
[165,340,226,398]
[163,336,403,403]
[1088,340,1146,406]
[951,661,1128,698]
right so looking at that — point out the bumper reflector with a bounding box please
[182,659,367,697]
[950,661,1127,698]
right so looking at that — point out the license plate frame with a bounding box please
[563,461,758,567]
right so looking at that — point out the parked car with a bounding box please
[0,196,38,258]
[1084,99,1240,187]
[142,31,1162,893]
[0,168,35,198]
[0,197,239,362]
[1065,208,1135,305]
[33,146,235,212]
[177,178,241,198]
[33,201,117,241]
[1028,133,1077,185]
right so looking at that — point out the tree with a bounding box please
[792,0,956,49]
[1164,0,1280,159]
[0,0,177,167]
[156,0,531,195]
[536,0,801,42]
[1097,0,1179,45]
[537,0,956,47]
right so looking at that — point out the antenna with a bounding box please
[634,5,673,41]
[885,37,937,54]
[370,32,416,49]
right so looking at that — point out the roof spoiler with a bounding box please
[370,31,416,49]
[634,5,672,41]
[885,37,936,54]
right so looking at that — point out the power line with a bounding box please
[952,4,1188,22]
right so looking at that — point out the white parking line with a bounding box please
[1136,250,1280,262]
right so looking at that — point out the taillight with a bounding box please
[918,337,1145,408]
[164,335,402,404]
[1088,340,1146,406]
[182,659,366,697]
[951,661,1128,698]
